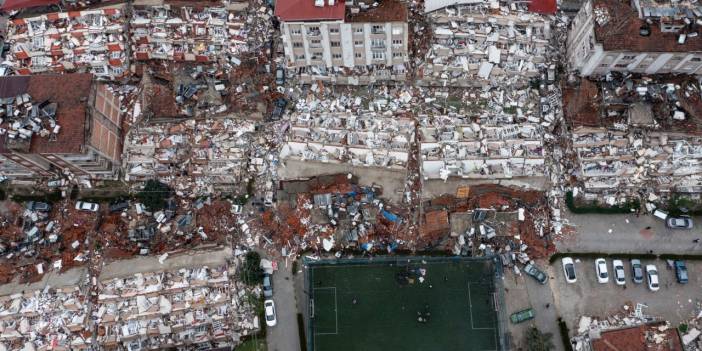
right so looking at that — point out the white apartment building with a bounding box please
[567,0,702,76]
[275,0,409,82]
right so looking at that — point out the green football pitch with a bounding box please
[307,257,501,351]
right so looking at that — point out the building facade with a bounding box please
[276,0,409,82]
[567,0,702,76]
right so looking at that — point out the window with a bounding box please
[355,52,362,58]
[330,41,340,47]
[372,51,385,60]
[392,39,403,46]
[329,28,339,34]
[332,53,342,59]
[291,28,301,35]
[307,26,320,35]
[354,27,364,33]
[311,51,323,60]
[392,27,403,35]
[621,55,636,60]
[690,57,702,62]
[310,39,321,47]
[614,63,627,68]
[371,39,385,48]
[372,25,384,34]
[295,54,305,60]
[354,40,363,46]
[393,52,404,58]
[293,42,303,48]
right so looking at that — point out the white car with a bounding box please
[75,201,99,212]
[595,258,609,283]
[646,265,660,291]
[612,259,626,285]
[264,299,277,327]
[562,257,577,283]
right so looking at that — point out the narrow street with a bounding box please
[266,260,302,351]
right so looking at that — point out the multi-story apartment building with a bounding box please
[275,0,409,83]
[0,74,123,180]
[567,0,702,76]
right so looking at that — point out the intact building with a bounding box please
[567,0,702,76]
[275,0,409,83]
[0,74,123,180]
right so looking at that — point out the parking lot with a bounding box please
[550,257,702,330]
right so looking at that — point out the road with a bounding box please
[266,260,302,351]
[559,211,702,254]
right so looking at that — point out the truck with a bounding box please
[510,308,535,324]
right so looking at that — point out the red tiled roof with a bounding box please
[528,0,556,14]
[275,0,345,22]
[594,0,702,52]
[28,73,93,154]
[0,0,58,11]
[346,0,407,23]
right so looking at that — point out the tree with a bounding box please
[241,251,263,286]
[526,327,555,351]
[137,180,171,211]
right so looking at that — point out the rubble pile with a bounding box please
[95,265,257,350]
[570,311,683,351]
[0,94,58,151]
[0,287,91,350]
[281,111,414,169]
[420,1,555,86]
[131,5,247,64]
[565,74,702,204]
[123,118,256,196]
[418,86,557,181]
[6,7,128,79]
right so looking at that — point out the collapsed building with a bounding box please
[5,5,128,79]
[276,0,410,83]
[130,4,248,64]
[564,74,702,202]
[95,265,256,351]
[567,0,702,77]
[0,74,123,180]
[0,287,91,350]
[418,87,557,186]
[420,0,556,87]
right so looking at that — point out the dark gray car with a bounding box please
[630,259,643,284]
[26,201,52,212]
[263,273,273,298]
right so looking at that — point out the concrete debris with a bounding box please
[6,6,128,79]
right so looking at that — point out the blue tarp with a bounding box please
[361,243,373,251]
[382,210,400,222]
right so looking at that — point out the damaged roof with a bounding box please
[0,0,58,11]
[346,0,408,23]
[0,73,93,154]
[593,0,702,52]
[591,325,683,351]
[274,0,345,21]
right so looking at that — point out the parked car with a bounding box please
[263,273,273,297]
[674,260,689,284]
[264,299,277,327]
[612,260,626,285]
[595,258,609,283]
[275,66,285,85]
[109,201,129,213]
[630,259,644,284]
[510,308,535,324]
[646,264,660,291]
[524,263,548,285]
[26,201,52,212]
[75,201,99,212]
[562,257,577,283]
[666,216,693,229]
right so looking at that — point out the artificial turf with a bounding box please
[308,258,500,351]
